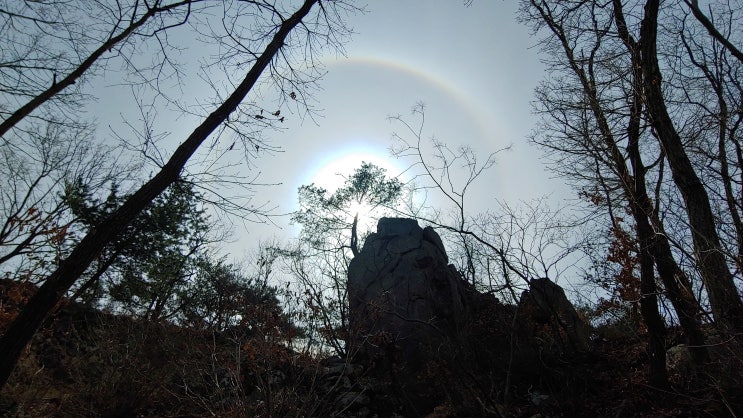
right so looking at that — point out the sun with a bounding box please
[347,198,375,218]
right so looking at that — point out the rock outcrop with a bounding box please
[345,218,596,416]
[347,218,477,414]
[347,218,468,357]
[518,277,592,353]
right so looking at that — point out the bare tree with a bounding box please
[0,0,210,301]
[522,0,687,384]
[276,242,351,355]
[639,0,743,332]
[0,0,198,137]
[519,0,743,384]
[389,104,585,304]
[0,0,355,390]
[0,121,119,272]
[683,0,743,64]
[669,2,743,273]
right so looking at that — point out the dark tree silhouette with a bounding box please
[0,0,351,390]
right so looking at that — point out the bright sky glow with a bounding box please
[79,0,561,253]
[309,150,407,235]
[230,0,559,249]
[307,150,406,194]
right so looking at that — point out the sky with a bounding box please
[236,0,564,253]
[86,0,565,257]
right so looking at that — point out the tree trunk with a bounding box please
[351,213,359,257]
[532,0,672,384]
[613,0,709,363]
[640,0,743,332]
[649,216,709,363]
[0,0,318,390]
[636,220,669,386]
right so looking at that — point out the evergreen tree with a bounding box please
[65,180,209,319]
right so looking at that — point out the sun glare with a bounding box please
[309,151,403,194]
[347,199,375,218]
[305,150,406,235]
